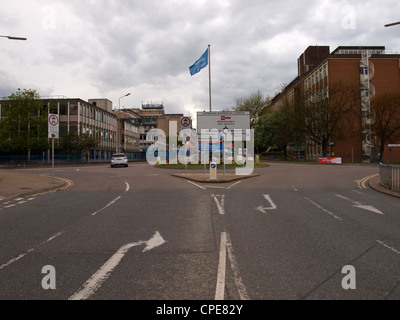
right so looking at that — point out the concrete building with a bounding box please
[44,97,118,160]
[270,45,400,163]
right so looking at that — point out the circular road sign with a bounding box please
[49,114,59,126]
[181,117,191,128]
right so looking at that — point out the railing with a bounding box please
[0,152,146,168]
[380,163,400,192]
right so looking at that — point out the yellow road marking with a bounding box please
[357,174,379,189]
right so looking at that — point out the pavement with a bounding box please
[0,167,399,200]
[0,171,74,200]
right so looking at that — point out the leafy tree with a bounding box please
[234,90,270,128]
[59,132,99,155]
[369,93,400,162]
[255,103,303,160]
[0,88,48,155]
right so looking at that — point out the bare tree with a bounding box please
[369,93,400,162]
[297,82,360,157]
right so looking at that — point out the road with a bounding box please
[1,161,400,301]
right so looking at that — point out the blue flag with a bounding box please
[189,48,208,76]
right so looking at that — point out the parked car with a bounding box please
[110,153,128,167]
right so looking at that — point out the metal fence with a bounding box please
[0,152,147,168]
[380,163,400,192]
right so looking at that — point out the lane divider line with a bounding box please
[215,232,227,300]
[91,196,122,216]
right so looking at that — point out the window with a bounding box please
[60,102,68,115]
[70,103,78,115]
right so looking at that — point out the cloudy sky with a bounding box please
[1,0,400,126]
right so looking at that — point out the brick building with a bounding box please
[270,45,400,163]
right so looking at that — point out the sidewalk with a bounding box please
[369,175,400,198]
[0,171,73,200]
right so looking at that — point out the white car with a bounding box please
[110,153,128,167]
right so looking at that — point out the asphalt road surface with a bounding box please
[1,161,400,301]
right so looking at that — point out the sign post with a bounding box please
[210,161,217,180]
[48,114,59,183]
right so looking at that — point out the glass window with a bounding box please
[70,103,78,115]
[60,102,68,115]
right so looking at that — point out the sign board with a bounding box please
[197,111,250,132]
[318,157,342,164]
[180,117,191,129]
[48,114,59,138]
[210,161,217,180]
[388,144,400,147]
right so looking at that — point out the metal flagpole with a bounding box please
[208,44,211,112]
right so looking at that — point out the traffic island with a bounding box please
[0,172,73,200]
[172,172,259,183]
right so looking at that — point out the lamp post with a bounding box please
[117,93,131,153]
[0,35,27,41]
[385,21,400,27]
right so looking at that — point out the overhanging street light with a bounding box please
[117,92,131,152]
[0,35,27,41]
[385,21,400,27]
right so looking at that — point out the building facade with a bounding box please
[270,45,400,163]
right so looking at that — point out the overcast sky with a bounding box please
[1,0,400,126]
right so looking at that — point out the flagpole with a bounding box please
[208,44,211,112]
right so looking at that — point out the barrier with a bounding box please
[380,163,400,192]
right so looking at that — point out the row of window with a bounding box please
[304,63,328,89]
[47,101,117,127]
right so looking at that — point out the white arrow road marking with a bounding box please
[255,194,277,213]
[125,182,130,192]
[335,194,384,215]
[69,231,166,300]
[213,195,225,215]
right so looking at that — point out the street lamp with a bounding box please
[0,35,27,41]
[385,21,400,27]
[117,93,131,152]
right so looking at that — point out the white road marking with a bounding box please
[0,231,64,270]
[125,182,130,192]
[226,233,249,300]
[255,194,277,213]
[213,195,225,215]
[227,180,242,189]
[215,232,227,300]
[377,240,400,255]
[304,197,343,221]
[69,232,166,300]
[91,196,122,216]
[187,180,206,190]
[335,194,384,215]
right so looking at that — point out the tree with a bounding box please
[369,93,400,162]
[59,132,99,155]
[0,88,48,155]
[255,102,304,160]
[234,90,270,128]
[297,82,360,157]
